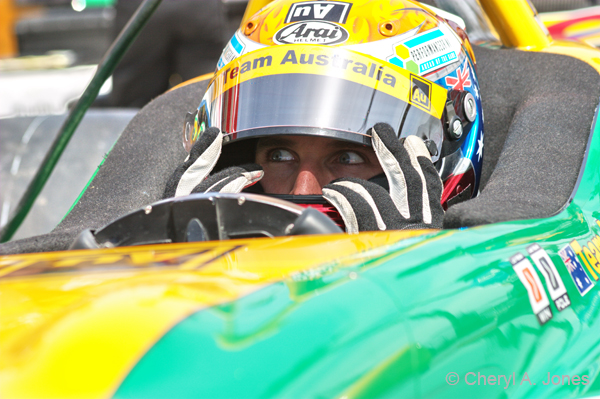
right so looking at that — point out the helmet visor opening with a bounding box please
[188,45,448,162]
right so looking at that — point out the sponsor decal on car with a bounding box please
[511,252,553,325]
[559,243,594,296]
[527,243,571,311]
[567,221,600,284]
[285,1,352,23]
[274,21,349,45]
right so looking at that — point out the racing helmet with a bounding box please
[184,0,484,209]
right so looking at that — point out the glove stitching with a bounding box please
[333,181,386,230]
[175,133,223,197]
[372,128,410,219]
[323,188,360,234]
[404,136,432,224]
[220,171,263,193]
[204,175,231,193]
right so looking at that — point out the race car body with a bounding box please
[541,5,600,47]
[2,0,600,398]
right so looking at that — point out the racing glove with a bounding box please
[322,123,444,233]
[163,127,264,198]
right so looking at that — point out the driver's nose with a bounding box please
[291,169,324,195]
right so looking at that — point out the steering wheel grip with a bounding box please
[70,193,342,249]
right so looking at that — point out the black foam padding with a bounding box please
[0,80,207,255]
[0,227,84,255]
[444,46,600,228]
[58,81,208,230]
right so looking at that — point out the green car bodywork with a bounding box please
[113,118,600,398]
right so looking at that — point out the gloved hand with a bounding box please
[322,123,444,233]
[163,127,263,198]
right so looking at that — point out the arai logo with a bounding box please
[274,21,349,45]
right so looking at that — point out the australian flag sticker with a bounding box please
[559,243,594,296]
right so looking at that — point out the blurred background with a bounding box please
[0,0,599,240]
[534,0,600,12]
[0,0,246,240]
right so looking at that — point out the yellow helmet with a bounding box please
[219,0,475,78]
[186,0,484,208]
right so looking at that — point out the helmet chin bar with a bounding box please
[70,194,342,249]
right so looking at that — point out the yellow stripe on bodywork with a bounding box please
[2,284,217,399]
[0,230,430,398]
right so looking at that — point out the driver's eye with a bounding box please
[338,151,365,165]
[269,149,294,162]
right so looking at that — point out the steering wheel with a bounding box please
[70,193,343,249]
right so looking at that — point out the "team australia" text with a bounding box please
[220,49,398,88]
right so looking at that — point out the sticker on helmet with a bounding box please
[285,1,353,24]
[410,74,432,112]
[217,31,266,70]
[274,21,349,45]
[445,60,472,91]
[388,27,460,76]
[218,32,246,69]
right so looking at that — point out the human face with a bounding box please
[255,135,384,195]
